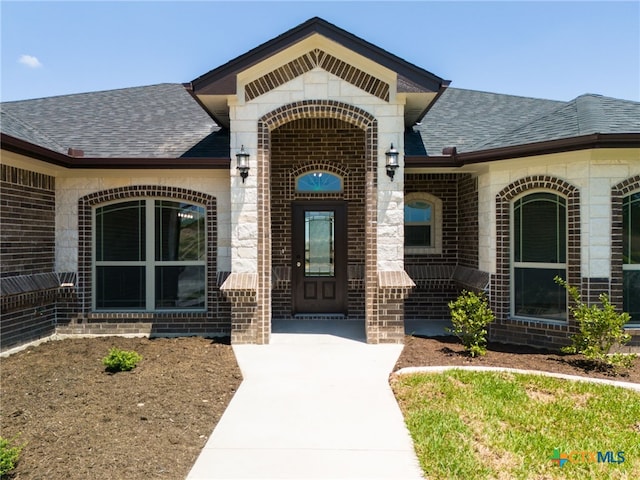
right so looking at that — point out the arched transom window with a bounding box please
[296,171,343,192]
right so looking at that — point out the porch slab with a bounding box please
[187,330,422,479]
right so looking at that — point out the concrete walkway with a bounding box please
[187,325,423,479]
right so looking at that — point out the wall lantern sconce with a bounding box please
[236,145,250,183]
[385,143,399,180]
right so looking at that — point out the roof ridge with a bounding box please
[445,86,565,104]
[1,108,66,152]
[1,82,182,104]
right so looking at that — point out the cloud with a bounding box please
[19,54,43,68]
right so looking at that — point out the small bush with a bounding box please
[0,436,24,477]
[554,276,637,370]
[102,347,142,372]
[447,290,495,357]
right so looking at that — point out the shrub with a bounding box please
[554,276,637,370]
[447,290,495,357]
[0,436,24,477]
[102,347,142,372]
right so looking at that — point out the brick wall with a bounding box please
[270,118,367,318]
[1,166,58,350]
[404,173,473,320]
[458,174,479,268]
[1,165,55,276]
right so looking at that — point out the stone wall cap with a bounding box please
[220,272,258,291]
[378,270,415,288]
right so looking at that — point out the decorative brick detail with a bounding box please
[257,101,379,342]
[245,49,390,102]
[492,175,581,348]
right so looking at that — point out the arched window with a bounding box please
[512,192,567,321]
[296,171,342,192]
[623,192,640,323]
[404,192,442,254]
[405,200,434,247]
[94,199,206,311]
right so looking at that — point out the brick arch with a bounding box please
[289,161,351,200]
[493,176,581,331]
[77,185,217,317]
[255,100,379,342]
[611,175,640,310]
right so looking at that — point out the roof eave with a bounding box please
[406,133,640,168]
[1,133,231,169]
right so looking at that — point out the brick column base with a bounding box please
[370,271,415,344]
[220,273,260,344]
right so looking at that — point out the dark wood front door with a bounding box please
[292,201,347,314]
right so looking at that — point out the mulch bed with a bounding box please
[1,336,242,480]
[395,335,640,384]
[2,333,638,479]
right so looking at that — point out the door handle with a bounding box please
[296,261,301,267]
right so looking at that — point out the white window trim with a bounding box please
[404,192,442,255]
[92,198,207,312]
[510,190,568,324]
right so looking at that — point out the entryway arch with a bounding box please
[256,100,378,341]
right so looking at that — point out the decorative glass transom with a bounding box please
[296,172,343,192]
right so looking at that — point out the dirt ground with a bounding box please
[2,333,638,480]
[395,334,640,384]
[1,336,241,480]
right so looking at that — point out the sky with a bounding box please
[1,1,639,103]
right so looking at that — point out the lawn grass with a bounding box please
[392,370,640,479]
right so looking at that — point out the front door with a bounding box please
[292,201,347,314]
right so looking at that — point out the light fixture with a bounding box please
[236,145,250,183]
[385,143,399,180]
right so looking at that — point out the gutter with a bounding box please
[406,133,640,169]
[1,133,231,169]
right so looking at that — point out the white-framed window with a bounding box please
[512,192,567,321]
[623,192,640,324]
[404,192,442,254]
[93,199,206,311]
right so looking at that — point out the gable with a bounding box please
[189,17,448,128]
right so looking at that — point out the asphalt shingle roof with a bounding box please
[412,88,564,155]
[412,88,640,156]
[476,94,640,150]
[2,84,638,161]
[1,83,227,158]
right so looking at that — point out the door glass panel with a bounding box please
[305,211,334,276]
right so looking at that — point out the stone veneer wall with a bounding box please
[0,165,58,350]
[270,118,366,319]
